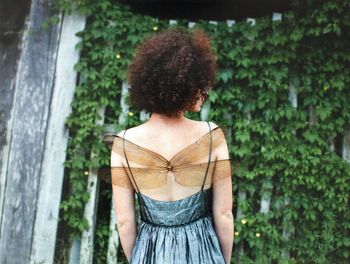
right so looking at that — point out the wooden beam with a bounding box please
[342,129,350,163]
[0,0,62,261]
[30,9,86,264]
[259,13,282,216]
[282,82,297,259]
[80,107,106,263]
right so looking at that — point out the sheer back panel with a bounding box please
[107,125,235,201]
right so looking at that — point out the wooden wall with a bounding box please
[0,0,85,263]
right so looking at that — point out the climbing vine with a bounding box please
[55,0,350,263]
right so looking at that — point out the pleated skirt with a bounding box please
[129,188,226,264]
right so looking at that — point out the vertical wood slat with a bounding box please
[200,97,211,121]
[259,13,282,216]
[188,22,196,28]
[342,129,350,163]
[69,238,81,264]
[169,19,177,25]
[234,113,250,263]
[80,107,106,263]
[225,20,235,152]
[281,83,297,259]
[107,81,131,263]
[0,0,62,262]
[234,17,255,262]
[226,20,236,27]
[107,187,119,263]
[30,9,86,264]
[69,62,88,264]
[0,0,28,227]
[200,20,219,121]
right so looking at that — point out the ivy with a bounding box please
[51,0,350,263]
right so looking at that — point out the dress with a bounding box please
[106,121,235,264]
[129,186,226,263]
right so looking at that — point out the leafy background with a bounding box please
[54,0,350,263]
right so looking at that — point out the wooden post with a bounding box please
[169,20,177,25]
[202,20,219,121]
[259,13,282,215]
[342,129,350,163]
[188,21,196,29]
[0,0,62,262]
[226,20,236,27]
[281,83,297,259]
[80,107,106,263]
[234,114,249,263]
[234,18,255,263]
[30,9,86,264]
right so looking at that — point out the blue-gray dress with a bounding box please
[122,121,227,264]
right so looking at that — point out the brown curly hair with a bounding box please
[126,26,217,117]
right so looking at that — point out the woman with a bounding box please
[110,26,234,263]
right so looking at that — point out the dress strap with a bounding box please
[200,120,212,192]
[122,129,153,221]
[122,129,141,194]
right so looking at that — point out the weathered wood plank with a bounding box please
[234,112,251,263]
[80,107,106,263]
[0,0,62,262]
[0,2,30,224]
[234,189,247,263]
[234,18,255,263]
[107,201,119,263]
[226,20,235,27]
[30,10,86,264]
[200,99,211,121]
[259,13,282,216]
[282,83,297,259]
[342,129,350,163]
[193,18,211,122]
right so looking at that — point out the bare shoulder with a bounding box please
[190,119,218,129]
[197,120,219,131]
[116,123,146,139]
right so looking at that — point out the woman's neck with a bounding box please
[147,111,188,126]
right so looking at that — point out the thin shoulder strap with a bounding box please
[122,129,153,220]
[200,120,212,192]
[122,129,141,194]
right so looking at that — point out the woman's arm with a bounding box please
[212,177,234,264]
[211,125,234,263]
[111,135,137,262]
[112,185,137,262]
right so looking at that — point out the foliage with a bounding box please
[56,0,350,263]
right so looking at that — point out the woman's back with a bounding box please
[111,119,231,202]
[110,119,232,263]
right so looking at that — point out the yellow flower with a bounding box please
[241,219,247,224]
[256,232,261,238]
[128,111,134,116]
[153,26,158,31]
[116,53,121,59]
[84,171,89,176]
[234,231,239,236]
[323,86,329,91]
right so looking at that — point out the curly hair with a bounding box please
[126,26,218,117]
